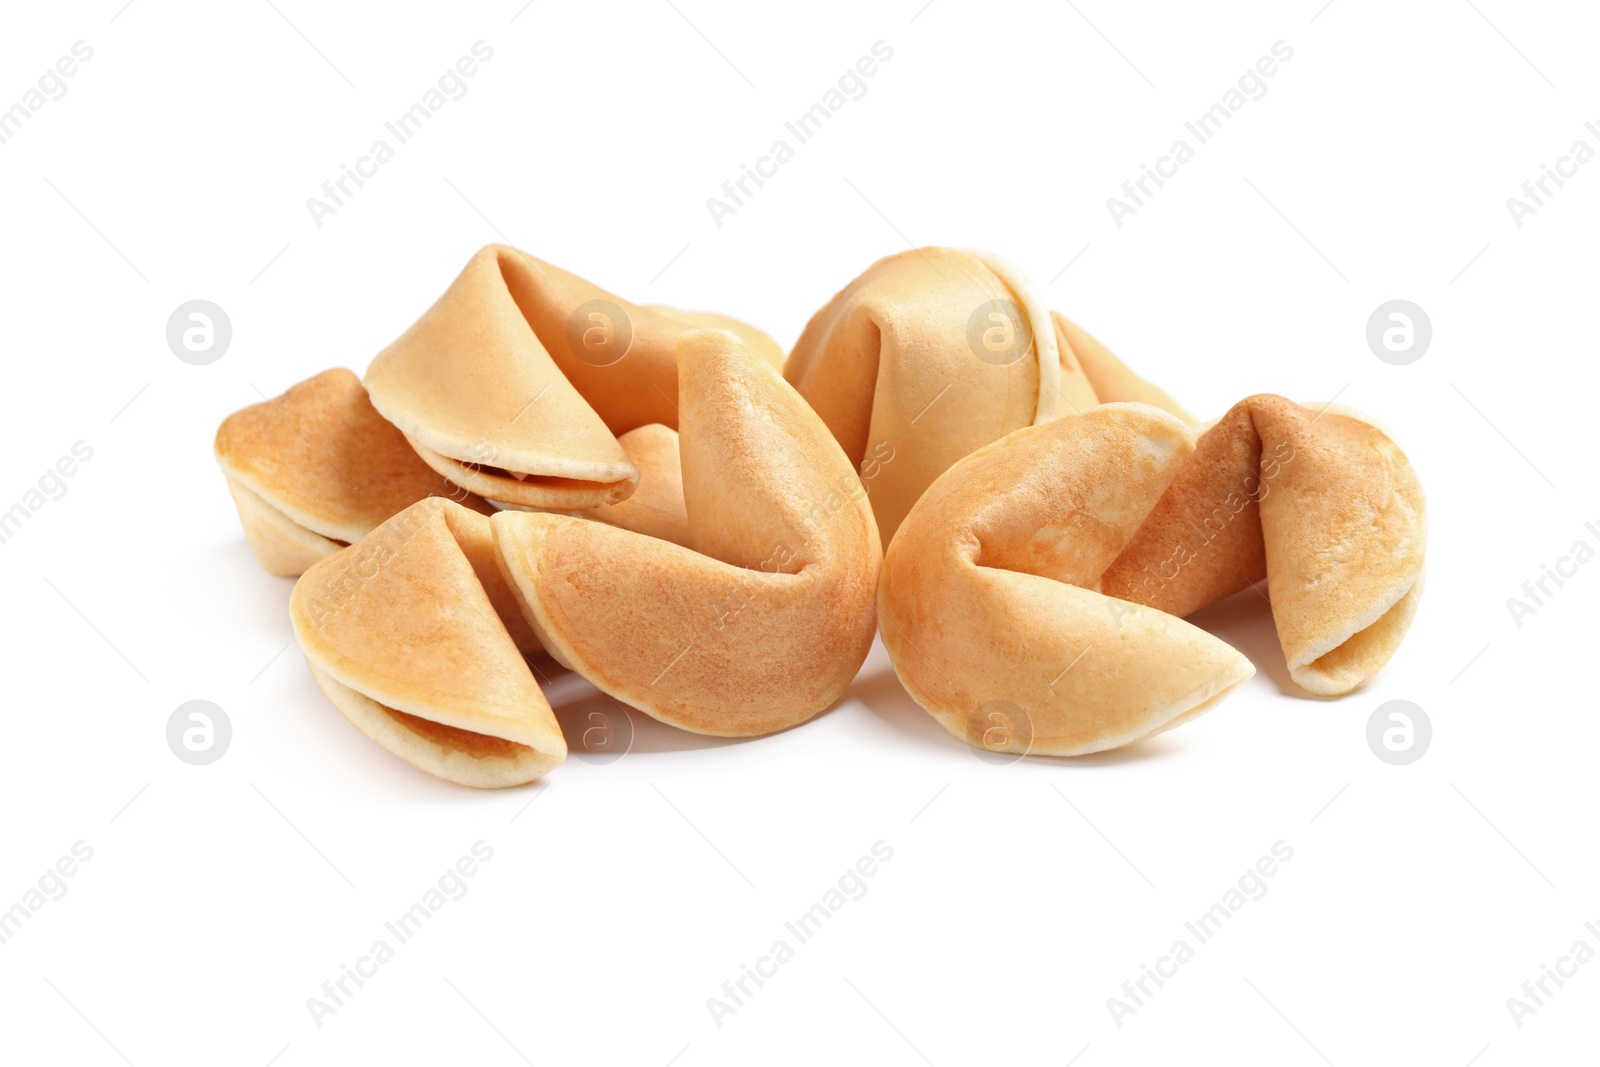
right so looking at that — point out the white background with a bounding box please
[1,1,1596,1063]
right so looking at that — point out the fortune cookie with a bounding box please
[492,329,881,736]
[290,498,560,787]
[363,244,782,511]
[878,404,1250,757]
[563,423,690,547]
[214,368,488,577]
[1099,394,1426,696]
[785,247,1190,545]
[879,396,1426,757]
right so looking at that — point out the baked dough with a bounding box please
[879,403,1250,756]
[290,498,561,787]
[488,423,692,549]
[879,396,1426,756]
[492,329,881,736]
[1100,394,1426,696]
[364,244,781,510]
[569,423,690,547]
[785,247,1189,545]
[214,368,488,577]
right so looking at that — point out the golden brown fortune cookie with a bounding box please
[485,422,692,548]
[784,247,1191,546]
[363,244,782,511]
[559,423,690,548]
[879,404,1250,757]
[1099,395,1426,696]
[214,368,490,577]
[492,329,882,737]
[290,498,558,788]
[879,397,1427,759]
